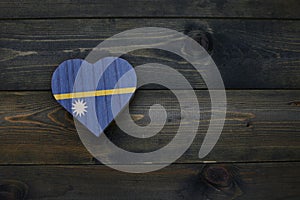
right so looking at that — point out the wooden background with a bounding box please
[0,0,300,199]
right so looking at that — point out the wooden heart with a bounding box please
[51,57,137,136]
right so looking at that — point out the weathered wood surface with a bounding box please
[0,90,299,164]
[0,163,299,199]
[0,1,299,199]
[1,19,299,90]
[0,0,299,19]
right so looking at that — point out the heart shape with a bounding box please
[51,57,137,137]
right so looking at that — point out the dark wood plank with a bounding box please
[0,0,299,19]
[0,19,299,90]
[0,163,299,199]
[0,90,299,164]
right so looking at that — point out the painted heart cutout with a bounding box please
[51,57,137,137]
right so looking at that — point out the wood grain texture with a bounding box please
[0,163,299,199]
[0,0,299,19]
[0,90,299,164]
[0,19,299,90]
[51,58,137,137]
[0,1,299,198]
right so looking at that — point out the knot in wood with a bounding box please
[203,166,232,187]
[185,28,213,53]
[0,180,28,200]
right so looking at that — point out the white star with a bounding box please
[72,99,88,117]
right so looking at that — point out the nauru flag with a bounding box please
[51,57,137,137]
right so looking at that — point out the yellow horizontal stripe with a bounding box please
[54,87,136,100]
